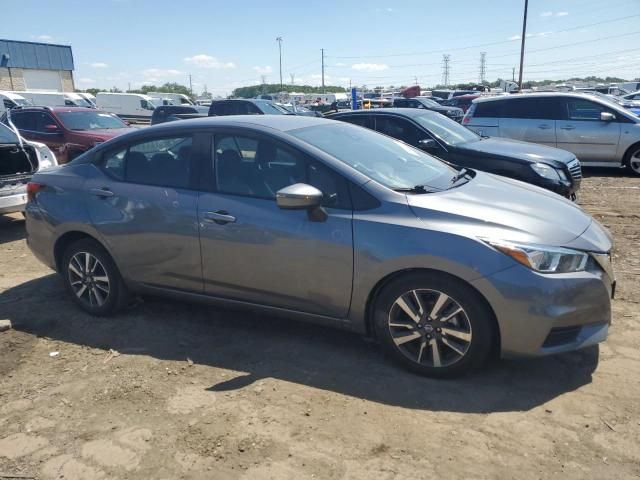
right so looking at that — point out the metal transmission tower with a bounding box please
[479,52,487,84]
[289,73,295,85]
[442,54,451,86]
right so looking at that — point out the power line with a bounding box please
[326,14,640,60]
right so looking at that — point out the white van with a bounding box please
[77,92,97,107]
[147,92,194,106]
[9,91,91,108]
[96,92,157,121]
[0,91,32,113]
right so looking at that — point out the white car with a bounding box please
[0,122,57,215]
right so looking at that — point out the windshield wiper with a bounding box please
[393,185,442,194]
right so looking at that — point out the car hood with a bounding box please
[73,128,137,140]
[454,137,576,165]
[407,171,596,247]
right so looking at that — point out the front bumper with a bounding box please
[471,257,613,358]
[0,189,28,214]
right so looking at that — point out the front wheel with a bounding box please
[61,239,129,316]
[625,145,640,176]
[372,273,495,378]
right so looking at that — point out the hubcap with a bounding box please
[630,150,640,174]
[388,289,472,368]
[68,252,110,308]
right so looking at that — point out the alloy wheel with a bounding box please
[388,289,472,368]
[629,149,640,175]
[67,251,111,308]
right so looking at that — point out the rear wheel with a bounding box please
[61,239,129,316]
[372,273,494,377]
[625,145,640,176]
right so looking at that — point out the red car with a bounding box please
[441,94,481,113]
[2,106,135,163]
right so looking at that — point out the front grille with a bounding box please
[568,158,582,181]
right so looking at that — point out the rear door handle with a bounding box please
[203,210,236,225]
[560,125,575,130]
[89,187,114,197]
[538,124,552,130]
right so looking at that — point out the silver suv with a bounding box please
[464,92,640,175]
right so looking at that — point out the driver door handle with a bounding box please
[538,124,552,130]
[204,211,236,225]
[89,187,114,197]
[560,125,575,130]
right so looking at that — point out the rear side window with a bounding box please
[9,112,38,130]
[337,115,369,128]
[102,136,193,188]
[501,98,560,120]
[473,101,504,118]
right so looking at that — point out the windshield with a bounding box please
[57,111,128,130]
[289,122,457,191]
[417,98,441,108]
[13,98,32,106]
[259,102,287,115]
[0,122,19,143]
[413,113,480,146]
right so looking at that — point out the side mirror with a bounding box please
[276,183,323,210]
[418,138,438,149]
[600,112,615,122]
[44,124,60,133]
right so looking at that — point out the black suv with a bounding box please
[208,99,289,116]
[392,97,464,122]
[150,105,209,125]
[329,108,581,199]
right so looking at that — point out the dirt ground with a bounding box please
[0,169,639,480]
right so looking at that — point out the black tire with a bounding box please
[372,272,494,378]
[624,144,640,176]
[61,238,129,316]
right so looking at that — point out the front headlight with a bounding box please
[446,110,458,116]
[484,240,588,273]
[531,162,564,181]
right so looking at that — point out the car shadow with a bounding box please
[0,214,26,244]
[3,274,599,414]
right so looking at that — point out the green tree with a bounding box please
[232,83,346,98]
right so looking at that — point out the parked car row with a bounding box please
[24,114,614,378]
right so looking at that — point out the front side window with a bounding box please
[102,136,193,188]
[413,113,479,146]
[564,99,612,121]
[9,112,38,131]
[213,135,349,208]
[338,115,369,128]
[35,113,59,133]
[140,99,155,110]
[289,123,457,192]
[375,116,421,145]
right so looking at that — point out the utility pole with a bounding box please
[128,82,131,92]
[479,52,486,84]
[512,67,516,82]
[321,48,325,94]
[442,54,450,87]
[276,36,283,90]
[518,0,529,92]
[188,74,193,96]
[261,75,266,94]
[414,76,418,86]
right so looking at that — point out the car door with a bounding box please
[84,133,204,292]
[498,97,559,148]
[13,111,68,162]
[556,97,621,163]
[197,131,354,318]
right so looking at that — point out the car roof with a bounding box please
[147,114,330,132]
[473,92,614,103]
[13,106,99,113]
[333,108,441,119]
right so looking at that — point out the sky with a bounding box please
[3,0,640,96]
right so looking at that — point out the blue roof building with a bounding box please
[0,39,75,92]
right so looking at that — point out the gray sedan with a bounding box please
[25,116,614,377]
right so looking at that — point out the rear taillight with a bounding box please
[27,182,45,202]
[462,115,471,124]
